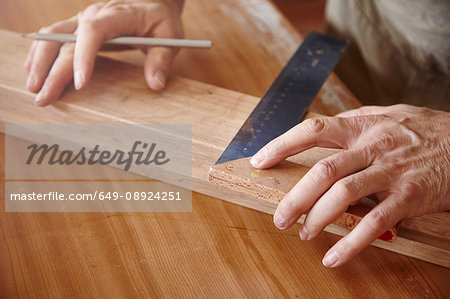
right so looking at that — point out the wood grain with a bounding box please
[1,0,449,297]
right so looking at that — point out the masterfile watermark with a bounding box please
[5,124,192,212]
[26,141,170,171]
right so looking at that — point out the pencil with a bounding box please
[23,32,212,49]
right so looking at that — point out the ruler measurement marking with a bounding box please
[216,32,348,164]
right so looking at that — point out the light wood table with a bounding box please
[0,0,449,297]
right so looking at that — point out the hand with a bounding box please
[24,0,184,106]
[250,104,450,267]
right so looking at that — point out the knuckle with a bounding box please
[157,51,174,66]
[39,25,56,34]
[399,182,423,199]
[334,179,354,200]
[391,104,409,110]
[397,116,412,125]
[418,106,432,115]
[82,17,102,31]
[305,222,320,235]
[311,159,339,182]
[281,197,295,210]
[407,106,432,119]
[103,1,134,14]
[305,216,323,233]
[364,208,392,234]
[382,157,405,174]
[79,17,107,39]
[280,196,301,216]
[59,43,75,57]
[349,108,365,117]
[103,0,121,7]
[349,114,368,127]
[373,133,397,151]
[164,24,183,39]
[266,136,285,156]
[85,2,105,14]
[390,104,419,117]
[302,118,326,134]
[355,146,372,164]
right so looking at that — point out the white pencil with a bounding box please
[23,32,212,49]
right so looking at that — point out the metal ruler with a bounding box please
[216,31,348,164]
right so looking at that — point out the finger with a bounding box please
[73,2,145,90]
[251,117,362,169]
[300,166,389,240]
[26,41,62,93]
[322,196,405,267]
[72,3,106,90]
[144,46,179,91]
[26,16,78,93]
[273,146,375,230]
[24,41,38,72]
[34,44,75,106]
[143,18,182,90]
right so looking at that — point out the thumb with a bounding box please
[144,46,178,91]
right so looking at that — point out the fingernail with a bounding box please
[74,70,84,90]
[250,152,264,168]
[153,69,166,88]
[26,73,37,90]
[274,211,286,229]
[35,89,46,104]
[300,225,309,240]
[322,250,339,267]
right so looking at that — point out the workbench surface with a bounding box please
[0,0,449,297]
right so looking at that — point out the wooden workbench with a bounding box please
[0,0,449,297]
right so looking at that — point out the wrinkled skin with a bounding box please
[24,0,184,106]
[251,104,450,267]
